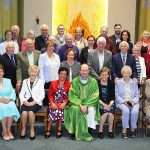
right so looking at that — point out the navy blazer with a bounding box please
[0,53,17,88]
[111,53,137,79]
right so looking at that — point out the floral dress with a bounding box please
[48,86,67,121]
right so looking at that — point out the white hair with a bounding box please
[11,25,20,31]
[65,33,73,40]
[40,24,49,30]
[132,44,141,52]
[5,41,15,49]
[119,41,129,49]
[97,36,106,45]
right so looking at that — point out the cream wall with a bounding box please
[108,0,136,42]
[24,0,52,37]
[24,0,136,42]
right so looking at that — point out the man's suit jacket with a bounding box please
[111,53,137,79]
[16,50,41,82]
[35,35,49,52]
[0,53,17,88]
[88,49,112,79]
[109,34,117,47]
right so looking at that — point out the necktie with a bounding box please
[122,54,126,66]
[10,55,16,68]
[43,36,47,42]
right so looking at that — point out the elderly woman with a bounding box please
[45,67,71,138]
[115,66,139,139]
[0,30,19,55]
[98,67,115,139]
[74,27,88,54]
[0,64,20,141]
[132,44,146,88]
[80,35,96,64]
[60,48,80,82]
[21,30,35,51]
[117,30,133,54]
[19,65,45,140]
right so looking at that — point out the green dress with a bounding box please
[64,76,100,141]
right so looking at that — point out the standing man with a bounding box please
[16,38,41,89]
[64,64,100,141]
[11,25,23,50]
[35,24,49,53]
[0,41,17,88]
[109,24,122,51]
[88,37,112,80]
[55,24,66,48]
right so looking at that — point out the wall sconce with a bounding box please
[35,15,40,24]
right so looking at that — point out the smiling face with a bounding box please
[6,42,15,55]
[67,50,75,61]
[80,64,89,79]
[122,32,129,41]
[114,25,122,35]
[100,71,109,82]
[57,25,64,35]
[59,70,67,81]
[119,42,129,54]
[142,31,150,40]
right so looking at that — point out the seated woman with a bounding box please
[98,67,115,139]
[60,48,80,82]
[45,67,71,138]
[115,66,139,139]
[19,65,45,140]
[0,64,20,141]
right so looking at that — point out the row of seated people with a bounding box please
[0,24,150,80]
[0,63,150,142]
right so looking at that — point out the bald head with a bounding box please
[11,25,20,38]
[80,64,89,79]
[65,34,73,46]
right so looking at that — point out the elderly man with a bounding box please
[109,24,122,50]
[11,25,23,50]
[58,33,79,62]
[35,24,49,53]
[55,24,66,48]
[16,38,40,89]
[88,36,112,80]
[64,64,100,141]
[0,41,17,88]
[111,41,137,83]
[95,26,115,55]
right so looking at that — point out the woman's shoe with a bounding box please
[56,130,62,138]
[45,130,51,139]
[30,136,35,140]
[122,133,128,139]
[131,132,136,138]
[109,132,114,138]
[98,132,103,139]
[3,136,10,141]
[20,135,26,139]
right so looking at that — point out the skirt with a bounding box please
[0,101,20,121]
[21,104,41,113]
[48,109,64,121]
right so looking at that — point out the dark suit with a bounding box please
[16,50,41,82]
[88,49,112,79]
[35,35,49,52]
[0,53,17,88]
[111,53,137,79]
[80,46,89,64]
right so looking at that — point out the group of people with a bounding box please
[0,23,150,142]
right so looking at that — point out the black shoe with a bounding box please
[109,132,114,138]
[45,130,51,139]
[131,132,136,138]
[88,128,93,136]
[20,135,26,139]
[98,132,103,139]
[30,136,35,140]
[122,133,128,139]
[70,133,75,140]
[56,130,62,138]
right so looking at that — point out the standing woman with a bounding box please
[60,48,80,82]
[0,64,20,141]
[74,27,88,55]
[115,66,139,139]
[45,67,71,138]
[0,30,19,55]
[80,35,96,64]
[38,40,60,105]
[19,65,45,140]
[98,67,115,139]
[117,30,133,54]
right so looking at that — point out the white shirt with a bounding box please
[0,41,19,55]
[38,52,60,83]
[98,51,104,70]
[27,51,34,66]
